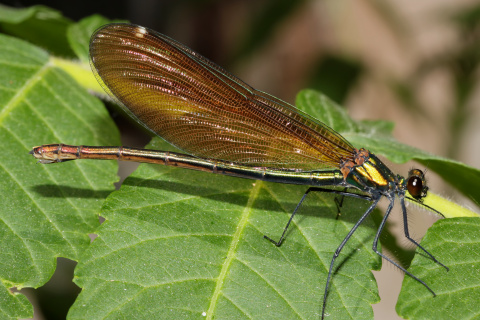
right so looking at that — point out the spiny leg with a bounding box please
[371,196,437,296]
[321,196,381,320]
[264,187,372,247]
[399,197,449,271]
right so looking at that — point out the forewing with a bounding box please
[89,23,355,171]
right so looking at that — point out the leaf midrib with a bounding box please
[206,181,263,319]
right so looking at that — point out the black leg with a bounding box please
[264,187,372,247]
[405,196,445,218]
[334,187,348,220]
[371,195,437,298]
[321,196,381,320]
[399,197,449,271]
[263,187,311,247]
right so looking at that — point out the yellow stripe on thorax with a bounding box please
[355,162,388,186]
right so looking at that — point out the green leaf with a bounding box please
[70,138,380,319]
[0,33,120,318]
[396,218,480,319]
[0,4,74,57]
[296,89,480,205]
[67,89,478,319]
[67,15,112,64]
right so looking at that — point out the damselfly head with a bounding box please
[407,168,428,200]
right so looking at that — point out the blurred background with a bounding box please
[2,0,479,319]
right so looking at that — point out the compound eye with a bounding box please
[407,169,427,199]
[407,175,423,198]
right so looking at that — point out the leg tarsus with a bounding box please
[321,196,381,319]
[399,197,449,272]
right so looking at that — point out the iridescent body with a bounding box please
[30,23,447,319]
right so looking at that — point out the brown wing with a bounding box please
[89,23,355,171]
